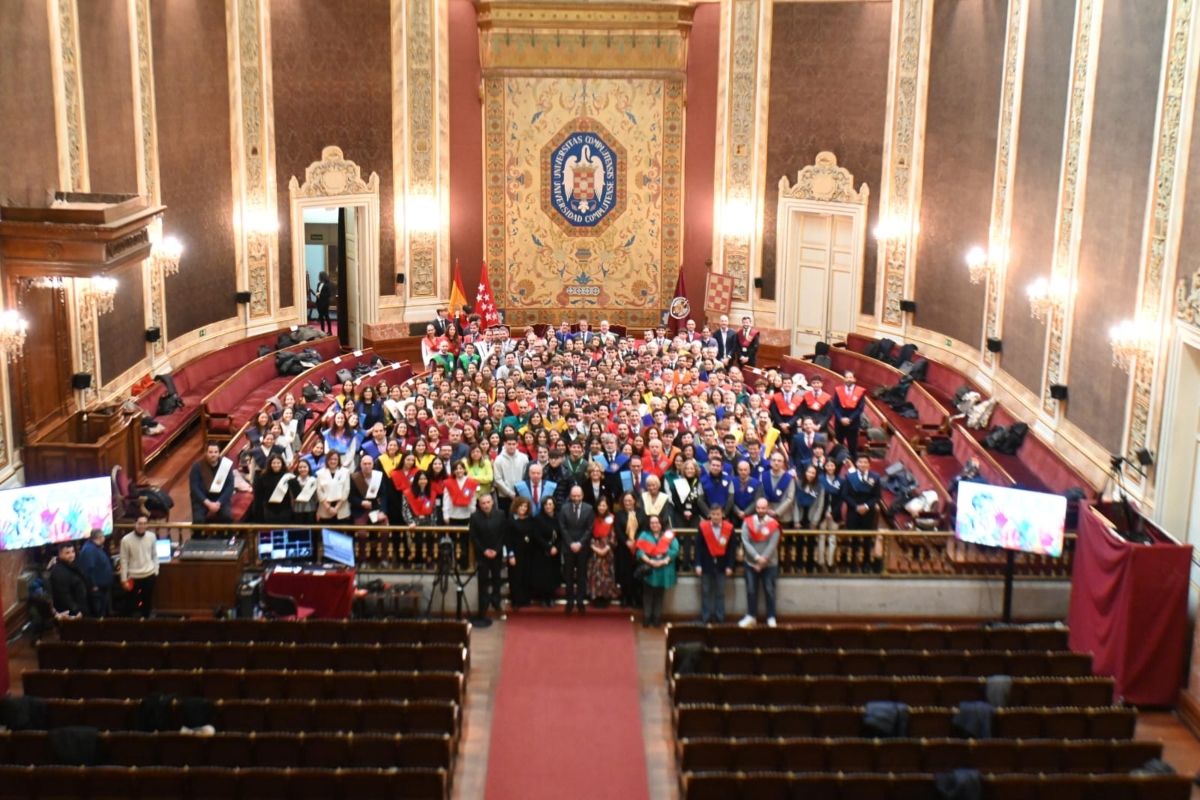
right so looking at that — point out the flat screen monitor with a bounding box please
[257,530,314,563]
[0,476,113,551]
[954,482,1067,558]
[322,528,355,568]
[154,538,172,563]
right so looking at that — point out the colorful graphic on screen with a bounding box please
[954,482,1067,558]
[0,476,114,551]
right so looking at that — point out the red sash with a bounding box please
[636,529,675,557]
[403,488,433,517]
[643,453,671,478]
[444,477,478,507]
[802,390,831,410]
[738,328,758,346]
[700,520,733,556]
[745,515,780,543]
[836,385,865,408]
[391,468,415,494]
[593,515,614,540]
[773,393,801,416]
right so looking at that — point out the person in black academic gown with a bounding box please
[529,496,561,606]
[612,491,647,608]
[506,496,536,608]
[253,455,293,524]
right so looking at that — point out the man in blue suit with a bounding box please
[515,463,557,516]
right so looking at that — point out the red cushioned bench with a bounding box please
[202,336,340,439]
[138,328,303,465]
[874,436,950,529]
[826,348,947,437]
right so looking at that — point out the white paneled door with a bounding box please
[785,209,858,355]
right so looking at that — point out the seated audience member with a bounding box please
[120,517,159,618]
[76,528,114,617]
[190,442,235,522]
[49,542,89,618]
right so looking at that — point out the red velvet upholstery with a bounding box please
[138,329,303,464]
[826,349,947,432]
[873,438,950,528]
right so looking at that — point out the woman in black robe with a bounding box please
[505,496,535,608]
[253,455,293,524]
[612,491,647,608]
[529,495,561,606]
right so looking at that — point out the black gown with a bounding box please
[254,471,293,524]
[529,512,562,602]
[612,508,646,607]
[506,516,535,607]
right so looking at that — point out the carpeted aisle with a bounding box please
[484,615,650,800]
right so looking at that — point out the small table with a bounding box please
[264,567,356,619]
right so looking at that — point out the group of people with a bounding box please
[188,309,886,626]
[47,517,160,619]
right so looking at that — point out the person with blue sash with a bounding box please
[696,455,735,519]
[841,454,882,572]
[730,460,760,530]
[759,452,796,526]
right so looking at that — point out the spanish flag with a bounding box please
[448,259,469,327]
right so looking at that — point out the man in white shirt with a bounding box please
[491,435,529,513]
[119,516,159,618]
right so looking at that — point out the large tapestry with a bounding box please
[485,76,684,328]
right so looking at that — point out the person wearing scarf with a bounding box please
[636,515,679,627]
[841,454,883,573]
[301,439,327,476]
[639,475,672,524]
[189,442,235,523]
[794,463,826,570]
[253,454,293,524]
[377,438,404,477]
[350,454,389,525]
[586,496,620,606]
[289,459,319,523]
[613,491,646,609]
[695,505,737,623]
[442,461,479,523]
[402,471,436,527]
[760,451,796,525]
[738,497,781,628]
[666,458,701,528]
[697,455,735,519]
[316,451,351,521]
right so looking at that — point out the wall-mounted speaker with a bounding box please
[1135,448,1154,468]
[235,291,253,304]
[1049,383,1068,401]
[753,277,764,290]
[899,299,917,313]
[145,327,161,343]
[397,273,406,285]
[71,372,93,390]
[986,337,1003,353]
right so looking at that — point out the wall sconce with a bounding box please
[406,194,440,234]
[873,215,918,242]
[1026,275,1068,322]
[152,235,183,277]
[1108,317,1155,372]
[242,207,279,235]
[0,309,29,363]
[80,276,118,316]
[965,245,990,284]
[720,198,755,240]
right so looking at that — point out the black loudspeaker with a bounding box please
[753,277,764,289]
[235,291,253,304]
[1049,384,1068,401]
[899,299,917,313]
[145,327,161,343]
[71,372,93,390]
[397,273,406,285]
[986,337,1003,353]
[1135,448,1154,468]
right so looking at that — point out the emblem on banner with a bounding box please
[543,118,626,236]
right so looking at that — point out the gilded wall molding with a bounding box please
[778,152,869,206]
[876,0,931,327]
[1128,0,1197,469]
[983,0,1028,369]
[1180,268,1200,324]
[1041,0,1102,415]
[129,0,164,358]
[405,0,438,300]
[228,0,275,320]
[48,0,89,192]
[718,0,761,302]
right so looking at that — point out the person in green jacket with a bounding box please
[457,341,482,373]
[636,514,679,628]
[430,341,456,379]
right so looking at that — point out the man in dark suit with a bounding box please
[791,417,828,471]
[468,493,507,620]
[557,484,595,613]
[713,314,738,365]
[734,315,760,367]
[313,271,334,333]
[431,308,450,336]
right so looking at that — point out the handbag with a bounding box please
[634,563,652,580]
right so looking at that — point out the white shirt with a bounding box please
[316,467,351,520]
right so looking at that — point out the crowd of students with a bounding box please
[189,312,885,626]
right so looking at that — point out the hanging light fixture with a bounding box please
[1026,275,1068,322]
[81,276,118,316]
[152,235,183,277]
[965,246,990,284]
[1108,318,1155,372]
[0,310,29,363]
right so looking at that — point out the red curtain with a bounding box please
[1068,503,1191,705]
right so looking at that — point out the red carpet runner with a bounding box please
[485,615,650,800]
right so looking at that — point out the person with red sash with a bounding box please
[832,370,867,460]
[734,315,760,367]
[800,374,834,430]
[442,461,479,524]
[586,496,620,606]
[768,374,804,436]
[636,514,679,628]
[401,471,436,527]
[695,505,737,623]
[739,497,781,628]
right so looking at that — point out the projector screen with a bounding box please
[0,476,114,551]
[954,481,1067,558]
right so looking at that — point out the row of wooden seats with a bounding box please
[682,771,1190,800]
[23,670,463,704]
[678,737,1161,775]
[0,764,446,800]
[37,641,467,674]
[668,647,1092,679]
[672,675,1114,708]
[0,730,452,771]
[674,704,1137,741]
[665,623,1069,652]
[58,618,470,647]
[32,698,459,738]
